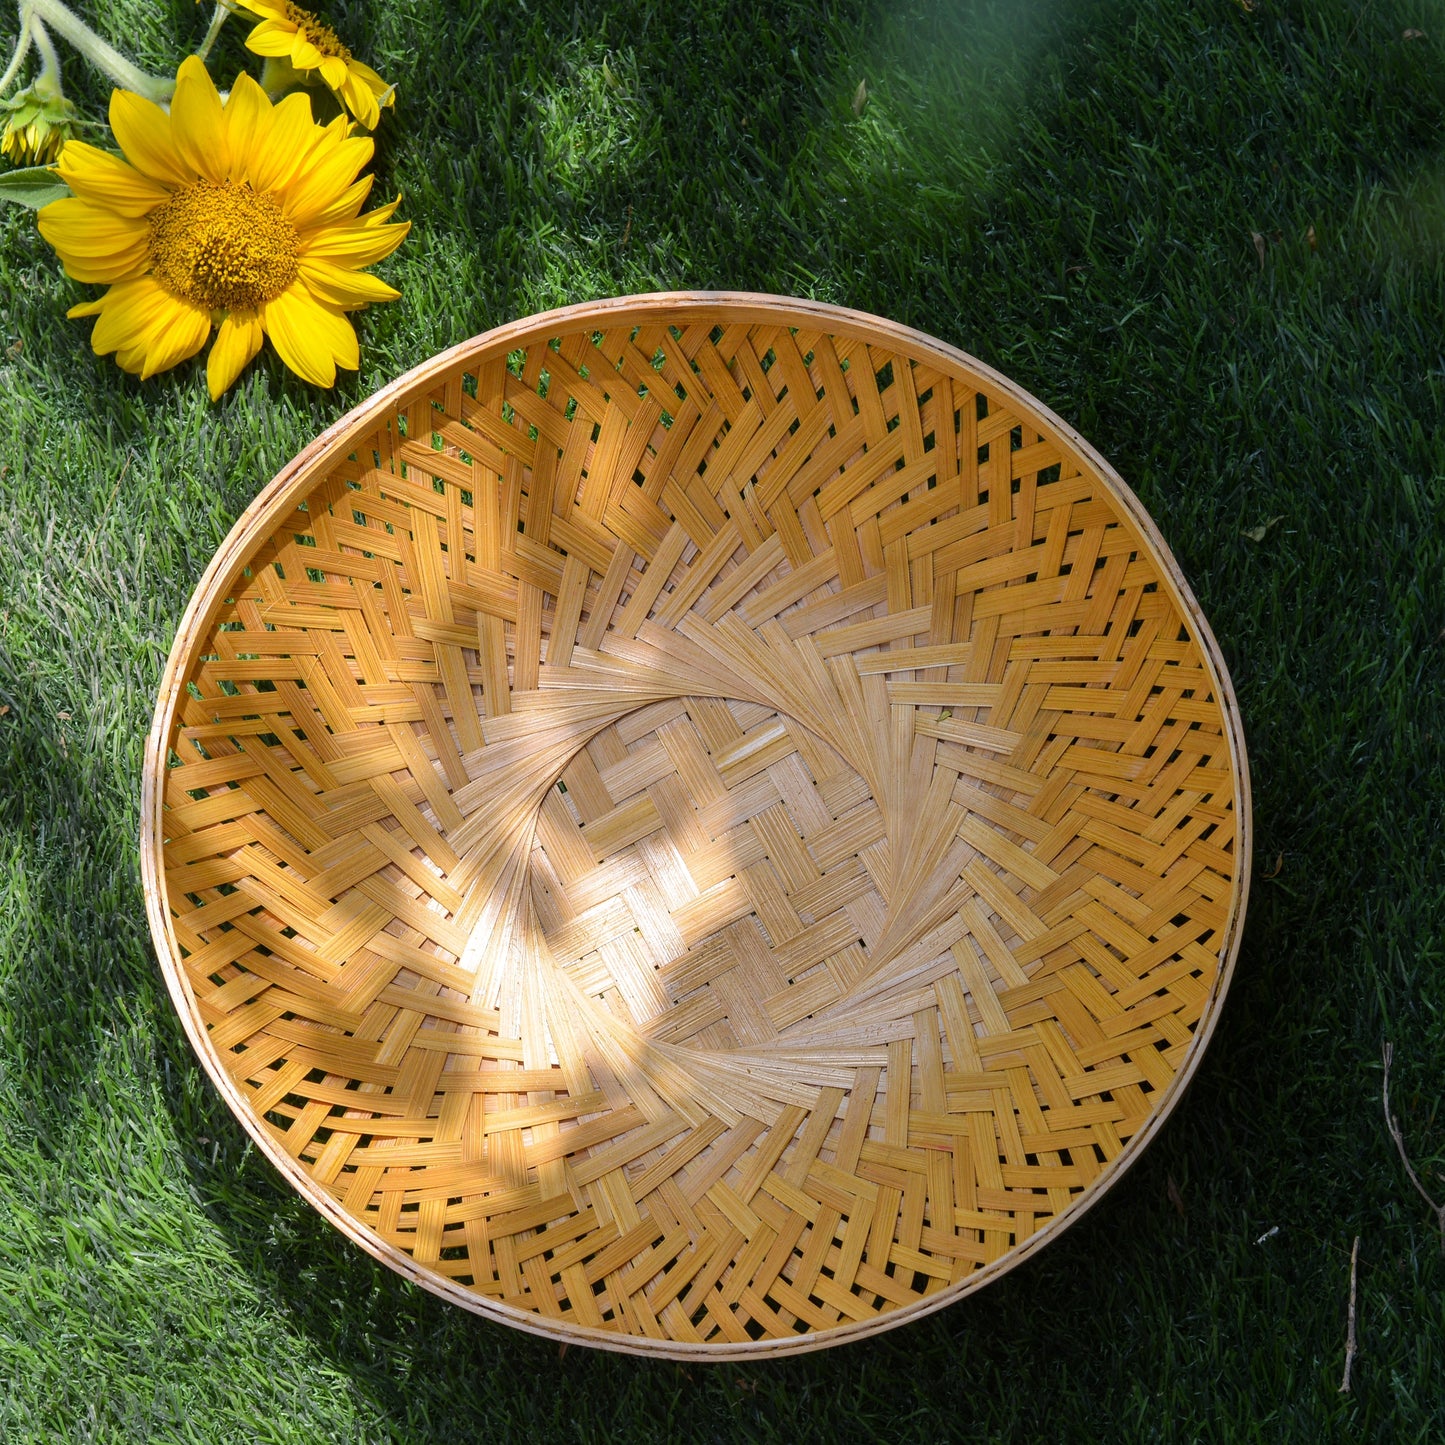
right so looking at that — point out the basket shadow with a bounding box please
[153,1102,1215,1441]
[0,661,159,1119]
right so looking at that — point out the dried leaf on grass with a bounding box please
[1243,515,1284,542]
[1167,1176,1186,1219]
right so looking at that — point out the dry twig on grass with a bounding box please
[1338,1235,1359,1393]
[1381,1041,1445,1251]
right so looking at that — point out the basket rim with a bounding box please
[141,290,1252,1358]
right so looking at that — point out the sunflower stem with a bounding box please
[29,14,62,98]
[194,4,230,63]
[0,13,33,98]
[20,0,174,102]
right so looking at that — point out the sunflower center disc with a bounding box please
[149,179,299,312]
[284,2,352,60]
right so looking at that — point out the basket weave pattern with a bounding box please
[146,296,1248,1356]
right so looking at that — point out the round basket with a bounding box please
[143,293,1250,1358]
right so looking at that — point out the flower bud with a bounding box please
[1,85,80,166]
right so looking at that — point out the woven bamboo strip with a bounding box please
[142,293,1250,1359]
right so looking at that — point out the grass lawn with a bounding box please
[2,0,1443,1438]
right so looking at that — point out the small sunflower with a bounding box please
[238,0,393,130]
[2,84,80,166]
[37,55,408,400]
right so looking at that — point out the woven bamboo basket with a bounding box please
[142,293,1250,1358]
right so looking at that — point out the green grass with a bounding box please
[2,0,1444,1438]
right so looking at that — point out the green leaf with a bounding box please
[0,166,70,209]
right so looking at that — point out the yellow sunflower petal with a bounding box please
[87,276,176,356]
[337,69,380,130]
[236,0,288,19]
[299,217,410,268]
[358,193,403,227]
[37,198,151,282]
[262,281,355,386]
[289,37,326,71]
[169,55,229,183]
[37,197,149,255]
[245,91,320,193]
[283,134,374,226]
[298,256,401,307]
[222,71,275,182]
[55,140,171,218]
[305,173,375,227]
[244,18,300,58]
[86,280,210,384]
[322,308,360,370]
[207,309,265,399]
[318,55,349,90]
[114,344,148,374]
[139,297,213,380]
[66,296,107,319]
[346,58,391,100]
[261,282,334,385]
[109,87,192,187]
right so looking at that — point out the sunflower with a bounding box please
[238,0,393,130]
[37,55,408,400]
[2,84,80,166]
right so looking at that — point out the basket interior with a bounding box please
[149,299,1246,1356]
